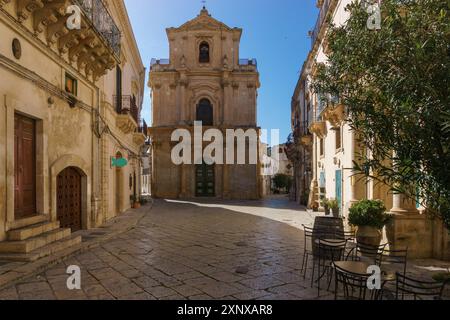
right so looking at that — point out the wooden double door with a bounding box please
[195,163,215,197]
[57,167,82,232]
[14,114,36,219]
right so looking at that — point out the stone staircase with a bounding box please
[0,216,82,262]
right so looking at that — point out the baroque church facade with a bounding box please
[148,8,262,199]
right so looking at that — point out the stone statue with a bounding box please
[223,54,228,68]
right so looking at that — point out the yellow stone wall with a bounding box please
[0,0,145,240]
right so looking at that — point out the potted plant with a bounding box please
[328,199,340,218]
[130,195,140,209]
[321,198,330,215]
[348,199,392,246]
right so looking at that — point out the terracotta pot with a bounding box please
[356,226,382,246]
[331,208,340,218]
[133,202,141,209]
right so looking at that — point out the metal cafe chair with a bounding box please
[300,225,315,279]
[395,272,449,300]
[313,238,348,296]
[301,225,347,279]
[376,248,409,300]
[333,262,381,300]
[346,242,387,265]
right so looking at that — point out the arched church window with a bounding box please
[196,99,213,126]
[199,42,210,63]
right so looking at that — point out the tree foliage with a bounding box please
[313,0,450,228]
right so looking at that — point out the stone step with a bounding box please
[0,228,71,254]
[9,215,48,230]
[8,221,60,241]
[0,234,82,262]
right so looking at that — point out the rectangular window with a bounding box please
[320,138,324,157]
[65,73,77,96]
[335,127,342,151]
[116,66,122,113]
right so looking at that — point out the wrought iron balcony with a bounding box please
[238,58,258,71]
[113,95,140,125]
[74,0,121,58]
[138,119,148,136]
[296,121,312,137]
[309,0,332,48]
[150,59,171,72]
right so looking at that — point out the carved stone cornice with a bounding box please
[309,121,327,139]
[4,0,120,81]
[116,114,137,134]
[323,103,345,127]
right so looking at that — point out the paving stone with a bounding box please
[144,286,178,298]
[172,284,202,297]
[16,281,52,294]
[1,198,447,301]
[238,276,285,291]
[132,276,160,289]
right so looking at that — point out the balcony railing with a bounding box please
[238,58,258,71]
[310,0,332,48]
[138,119,148,136]
[75,0,121,57]
[113,95,140,124]
[150,58,171,72]
[295,121,312,137]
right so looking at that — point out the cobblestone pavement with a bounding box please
[0,197,332,300]
[0,197,448,300]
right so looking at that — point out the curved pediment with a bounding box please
[171,7,234,32]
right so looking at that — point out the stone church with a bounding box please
[148,7,262,199]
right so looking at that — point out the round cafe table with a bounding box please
[333,261,396,282]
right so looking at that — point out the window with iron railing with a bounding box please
[317,92,328,120]
[113,95,140,124]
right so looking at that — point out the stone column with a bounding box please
[346,129,359,216]
[178,73,187,125]
[386,178,433,258]
[222,77,231,125]
[179,164,187,199]
[223,164,230,199]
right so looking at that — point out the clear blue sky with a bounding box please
[124,0,318,144]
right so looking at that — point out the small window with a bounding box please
[196,99,213,126]
[320,138,324,157]
[335,127,342,151]
[65,73,77,96]
[199,42,210,63]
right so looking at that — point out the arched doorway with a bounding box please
[115,152,123,214]
[57,167,82,232]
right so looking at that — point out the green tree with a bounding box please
[313,0,450,228]
[272,174,293,193]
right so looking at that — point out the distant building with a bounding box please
[148,7,262,200]
[141,138,152,196]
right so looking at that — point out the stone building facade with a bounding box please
[0,0,146,260]
[290,0,449,260]
[148,8,261,200]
